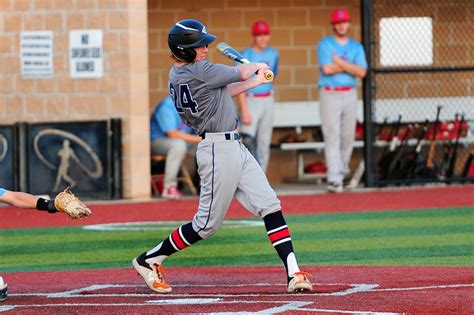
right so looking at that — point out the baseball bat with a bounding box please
[385,123,414,179]
[446,114,465,178]
[425,105,443,170]
[378,114,402,180]
[216,41,273,81]
[347,117,389,189]
[405,120,429,180]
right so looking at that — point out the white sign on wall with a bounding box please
[20,31,54,78]
[380,17,433,67]
[69,29,103,78]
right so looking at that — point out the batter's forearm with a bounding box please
[227,77,261,97]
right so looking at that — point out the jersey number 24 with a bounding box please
[169,83,199,114]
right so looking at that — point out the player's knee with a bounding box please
[196,224,219,239]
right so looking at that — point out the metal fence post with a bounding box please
[361,0,376,187]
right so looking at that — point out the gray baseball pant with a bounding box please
[319,88,358,185]
[192,131,281,239]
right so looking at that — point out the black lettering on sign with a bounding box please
[81,34,89,45]
[76,62,95,72]
[72,48,101,58]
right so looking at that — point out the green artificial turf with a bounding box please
[1,207,473,272]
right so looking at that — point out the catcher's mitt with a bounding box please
[54,188,91,219]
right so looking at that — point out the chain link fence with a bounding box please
[368,0,474,185]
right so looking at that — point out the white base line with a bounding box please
[373,283,474,292]
[0,306,16,313]
[209,301,313,315]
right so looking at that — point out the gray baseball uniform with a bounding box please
[169,60,281,239]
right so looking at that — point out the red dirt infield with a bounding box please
[2,266,473,314]
[2,185,474,229]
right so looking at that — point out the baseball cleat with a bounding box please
[132,256,171,293]
[287,271,313,292]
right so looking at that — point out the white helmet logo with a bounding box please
[202,26,207,34]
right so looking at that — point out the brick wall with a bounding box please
[0,0,151,199]
[147,0,362,109]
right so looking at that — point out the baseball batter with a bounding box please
[133,19,312,293]
[317,9,367,192]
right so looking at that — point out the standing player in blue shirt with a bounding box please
[237,21,279,173]
[150,96,201,199]
[317,9,367,192]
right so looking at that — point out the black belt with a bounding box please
[200,132,241,140]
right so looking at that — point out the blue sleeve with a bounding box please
[355,44,368,68]
[154,100,179,133]
[317,40,333,67]
[273,51,279,76]
[0,188,6,197]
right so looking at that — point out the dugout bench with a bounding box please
[272,97,474,182]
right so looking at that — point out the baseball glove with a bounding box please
[54,188,92,219]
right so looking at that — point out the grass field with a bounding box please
[1,207,473,273]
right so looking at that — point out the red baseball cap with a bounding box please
[252,21,270,36]
[331,9,351,24]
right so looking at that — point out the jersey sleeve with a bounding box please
[0,188,6,197]
[355,43,368,68]
[201,61,242,89]
[273,50,279,76]
[317,40,333,67]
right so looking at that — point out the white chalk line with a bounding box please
[83,220,264,232]
[208,301,314,315]
[0,306,15,313]
[372,283,474,292]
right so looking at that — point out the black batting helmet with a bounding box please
[168,19,216,62]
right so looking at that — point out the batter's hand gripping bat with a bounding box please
[216,41,273,81]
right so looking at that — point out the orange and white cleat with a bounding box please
[132,256,172,293]
[287,271,313,292]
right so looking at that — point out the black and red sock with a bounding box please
[264,211,300,281]
[140,222,202,267]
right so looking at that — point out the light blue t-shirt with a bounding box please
[317,36,367,88]
[241,46,279,95]
[0,188,6,197]
[150,96,193,141]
